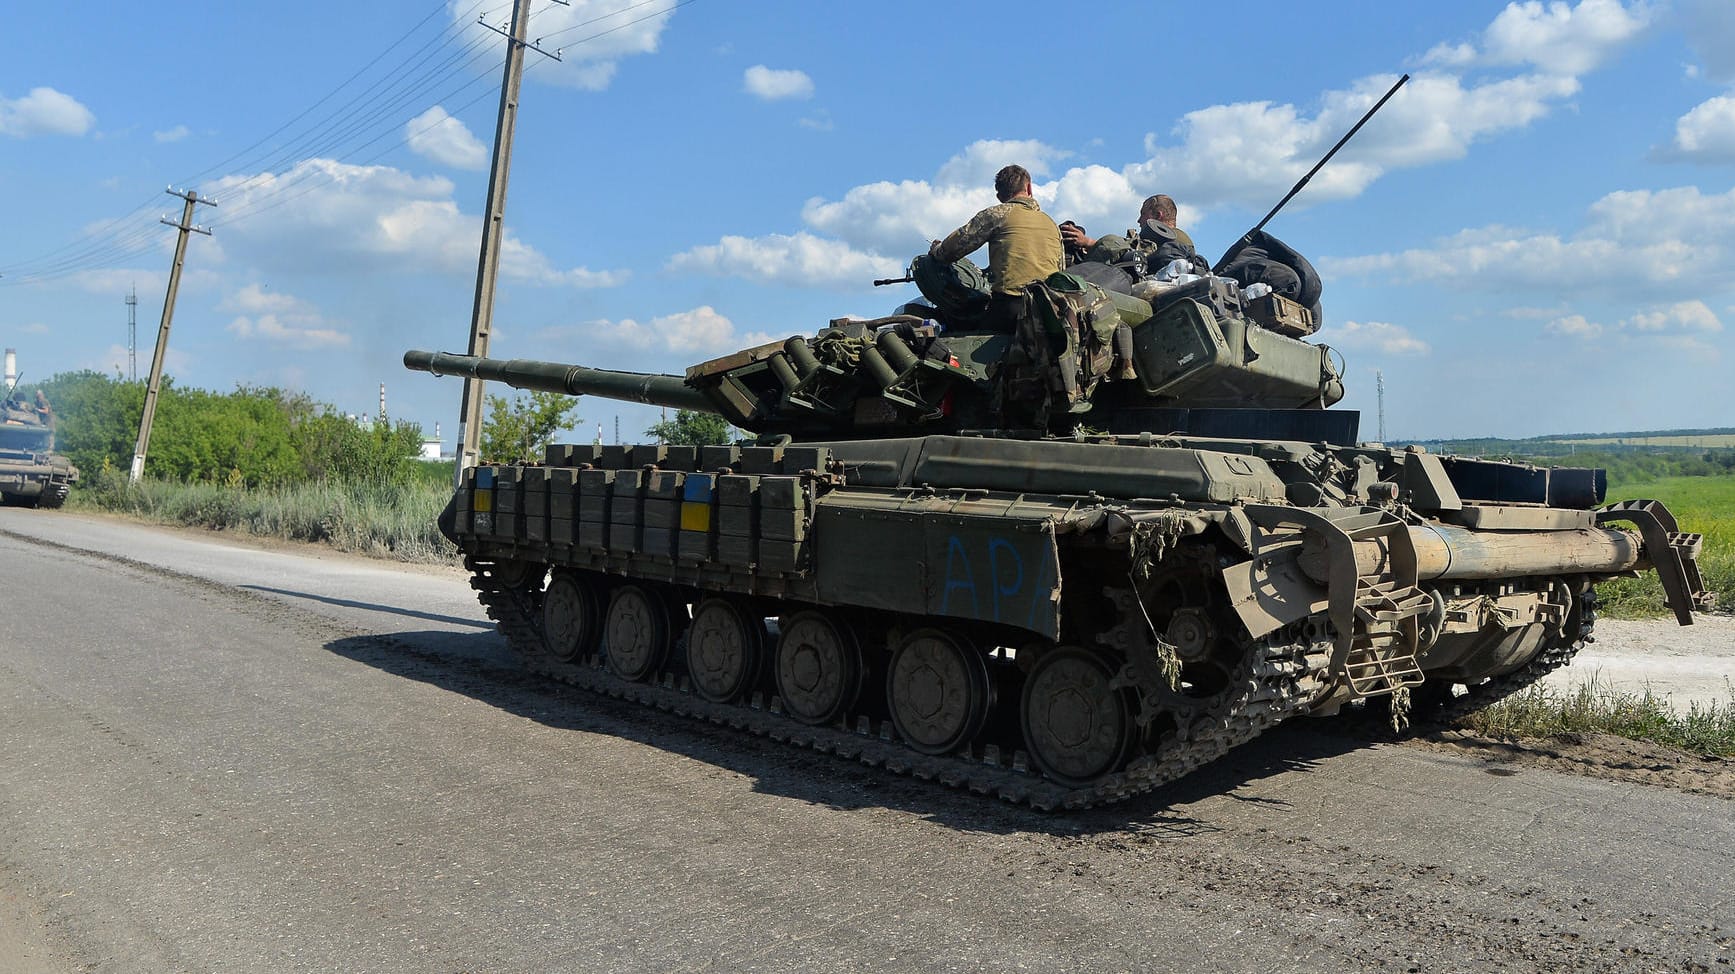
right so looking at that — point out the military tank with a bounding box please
[404,251,1711,809]
[0,384,78,510]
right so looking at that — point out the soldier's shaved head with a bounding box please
[1141,194,1179,226]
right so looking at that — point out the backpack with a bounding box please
[1216,230,1324,324]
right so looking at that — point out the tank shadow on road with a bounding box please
[244,585,496,630]
[326,627,1370,837]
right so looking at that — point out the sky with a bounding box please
[2,0,1733,447]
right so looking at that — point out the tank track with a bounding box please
[470,566,1318,812]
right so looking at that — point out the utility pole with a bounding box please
[1376,369,1387,443]
[453,0,565,485]
[130,188,214,484]
[125,284,138,381]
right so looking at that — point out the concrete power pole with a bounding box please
[454,0,565,485]
[130,188,214,484]
[125,284,138,381]
[1376,369,1387,443]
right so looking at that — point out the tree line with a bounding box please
[28,371,429,487]
[1529,448,1735,484]
[24,371,734,489]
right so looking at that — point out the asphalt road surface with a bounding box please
[1,510,1730,973]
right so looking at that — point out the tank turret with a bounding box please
[407,271,1346,443]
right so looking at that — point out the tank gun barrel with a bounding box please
[404,350,713,414]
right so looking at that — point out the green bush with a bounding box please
[29,372,427,488]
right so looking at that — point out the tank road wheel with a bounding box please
[1020,646,1135,787]
[886,628,992,755]
[542,571,601,662]
[492,558,545,591]
[775,611,862,726]
[604,585,676,682]
[687,598,767,704]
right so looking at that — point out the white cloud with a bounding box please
[934,139,1068,187]
[669,232,902,290]
[228,313,351,349]
[219,282,300,315]
[793,140,1100,258]
[1112,3,1646,214]
[405,106,487,171]
[1128,72,1580,212]
[1519,303,1719,345]
[1330,320,1431,356]
[0,87,95,138]
[455,1,676,91]
[1323,185,1735,298]
[221,285,350,350]
[1481,0,1652,76]
[1624,300,1722,332]
[1546,314,1604,338]
[1420,42,1478,67]
[788,59,1590,266]
[1040,165,1144,236]
[543,306,773,355]
[1665,95,1735,162]
[153,124,189,143]
[798,113,834,132]
[206,158,627,287]
[667,4,1645,292]
[17,322,50,335]
[743,65,813,101]
[801,179,989,256]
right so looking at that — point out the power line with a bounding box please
[0,0,474,279]
[209,60,509,230]
[1,0,699,286]
[0,0,486,282]
[533,0,681,43]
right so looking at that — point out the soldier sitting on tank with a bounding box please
[1060,194,1205,277]
[927,164,1064,333]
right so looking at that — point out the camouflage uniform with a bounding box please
[931,197,1064,297]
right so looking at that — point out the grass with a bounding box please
[1595,475,1735,618]
[69,470,457,565]
[1462,677,1735,759]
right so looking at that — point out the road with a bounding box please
[0,509,1730,973]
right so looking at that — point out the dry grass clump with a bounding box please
[1464,677,1735,759]
[73,474,457,564]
